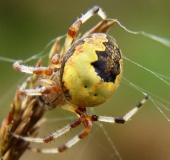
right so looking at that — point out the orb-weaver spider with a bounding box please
[11,6,148,154]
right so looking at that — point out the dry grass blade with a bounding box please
[0,61,46,160]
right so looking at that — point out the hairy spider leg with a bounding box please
[13,61,53,76]
[13,61,61,96]
[10,96,148,154]
[10,107,92,153]
[61,6,106,57]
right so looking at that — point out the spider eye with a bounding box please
[60,33,123,107]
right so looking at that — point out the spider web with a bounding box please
[0,2,170,160]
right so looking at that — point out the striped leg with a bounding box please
[86,95,149,124]
[82,19,117,38]
[9,96,148,154]
[9,107,92,154]
[28,96,148,154]
[13,61,52,76]
[28,120,92,153]
[17,75,61,96]
[18,83,61,96]
[61,6,106,57]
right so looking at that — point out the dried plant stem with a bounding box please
[0,62,46,160]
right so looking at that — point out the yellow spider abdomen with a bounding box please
[60,33,123,107]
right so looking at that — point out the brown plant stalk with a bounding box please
[0,61,46,160]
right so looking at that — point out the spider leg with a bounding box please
[9,96,148,154]
[17,69,61,96]
[61,6,106,57]
[49,37,62,61]
[48,36,66,68]
[13,61,52,76]
[10,107,86,143]
[10,107,92,154]
[86,95,149,124]
[82,19,117,38]
[28,120,92,153]
[18,81,60,96]
[98,20,117,33]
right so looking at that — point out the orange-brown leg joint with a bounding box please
[68,20,82,38]
[33,68,52,76]
[43,136,54,143]
[78,120,92,139]
[42,85,60,94]
[58,145,67,152]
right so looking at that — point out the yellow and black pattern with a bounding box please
[60,33,122,107]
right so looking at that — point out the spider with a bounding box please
[11,6,148,154]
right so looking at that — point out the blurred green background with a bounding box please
[0,0,170,160]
